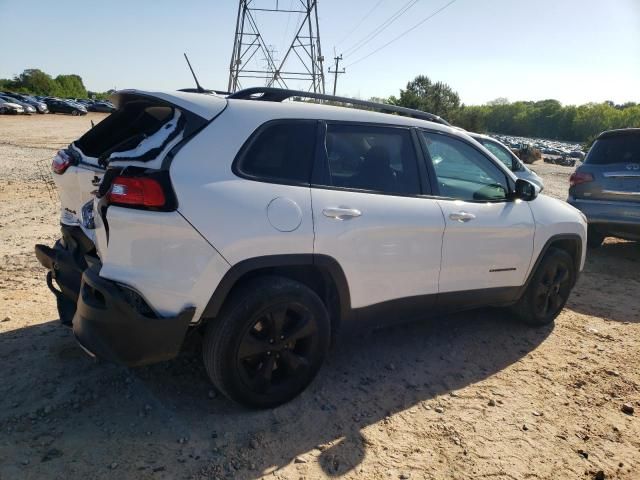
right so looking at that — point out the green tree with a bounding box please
[54,74,88,98]
[14,69,59,95]
[389,75,461,120]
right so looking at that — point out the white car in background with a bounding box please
[36,88,586,408]
[0,98,25,114]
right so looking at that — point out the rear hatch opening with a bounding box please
[71,101,187,169]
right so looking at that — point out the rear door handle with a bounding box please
[449,211,476,223]
[322,207,362,220]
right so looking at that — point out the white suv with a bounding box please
[36,88,587,408]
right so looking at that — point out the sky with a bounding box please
[0,0,638,105]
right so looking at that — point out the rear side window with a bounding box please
[321,124,421,195]
[586,135,640,165]
[236,121,317,184]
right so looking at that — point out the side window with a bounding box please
[421,132,509,202]
[322,124,421,195]
[236,121,317,184]
[479,139,515,171]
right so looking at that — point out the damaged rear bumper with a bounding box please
[73,267,195,367]
[35,226,94,326]
[35,226,194,367]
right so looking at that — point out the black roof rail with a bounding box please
[178,87,231,96]
[227,87,450,126]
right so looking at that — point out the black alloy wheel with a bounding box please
[532,262,571,318]
[236,302,320,395]
[203,276,330,408]
[512,247,575,325]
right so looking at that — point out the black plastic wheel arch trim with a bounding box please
[516,233,583,298]
[200,254,351,322]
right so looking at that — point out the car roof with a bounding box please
[224,96,456,134]
[114,89,457,133]
[466,131,493,141]
[598,128,640,139]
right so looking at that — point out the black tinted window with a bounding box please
[421,132,509,201]
[586,135,640,165]
[237,121,317,183]
[322,124,421,195]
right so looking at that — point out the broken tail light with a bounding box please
[51,149,72,174]
[569,172,594,187]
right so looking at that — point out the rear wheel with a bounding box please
[202,276,330,408]
[512,247,575,326]
[587,226,605,249]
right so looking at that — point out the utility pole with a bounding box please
[328,54,345,96]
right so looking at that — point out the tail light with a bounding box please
[569,171,593,187]
[107,176,166,208]
[51,150,72,174]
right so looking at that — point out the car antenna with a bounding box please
[183,53,205,93]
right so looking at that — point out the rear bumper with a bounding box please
[35,226,94,326]
[73,266,195,367]
[568,197,640,239]
[35,226,194,367]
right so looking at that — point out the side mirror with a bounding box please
[513,178,538,201]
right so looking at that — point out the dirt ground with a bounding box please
[1,113,638,480]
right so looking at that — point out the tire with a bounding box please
[202,275,331,408]
[512,247,575,326]
[587,226,605,249]
[71,110,79,116]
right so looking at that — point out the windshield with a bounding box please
[478,138,515,170]
[586,135,640,165]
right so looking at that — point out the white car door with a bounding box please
[311,123,445,312]
[419,130,535,296]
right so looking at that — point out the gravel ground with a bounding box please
[0,114,638,480]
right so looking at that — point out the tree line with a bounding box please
[3,68,638,142]
[0,69,110,100]
[388,75,640,143]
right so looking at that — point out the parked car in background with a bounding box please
[0,94,36,114]
[0,98,25,114]
[1,92,49,113]
[45,98,87,115]
[568,128,640,247]
[88,101,116,113]
[467,132,544,190]
[35,87,586,408]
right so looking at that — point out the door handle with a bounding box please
[322,207,362,220]
[449,211,476,223]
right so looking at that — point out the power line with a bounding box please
[335,0,385,48]
[342,0,421,57]
[347,0,458,68]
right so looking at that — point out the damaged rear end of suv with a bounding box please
[35,89,226,364]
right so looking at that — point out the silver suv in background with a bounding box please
[467,132,544,190]
[568,128,640,247]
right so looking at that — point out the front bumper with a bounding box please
[35,226,194,367]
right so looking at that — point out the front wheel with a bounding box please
[202,276,330,408]
[71,110,79,116]
[512,247,575,326]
